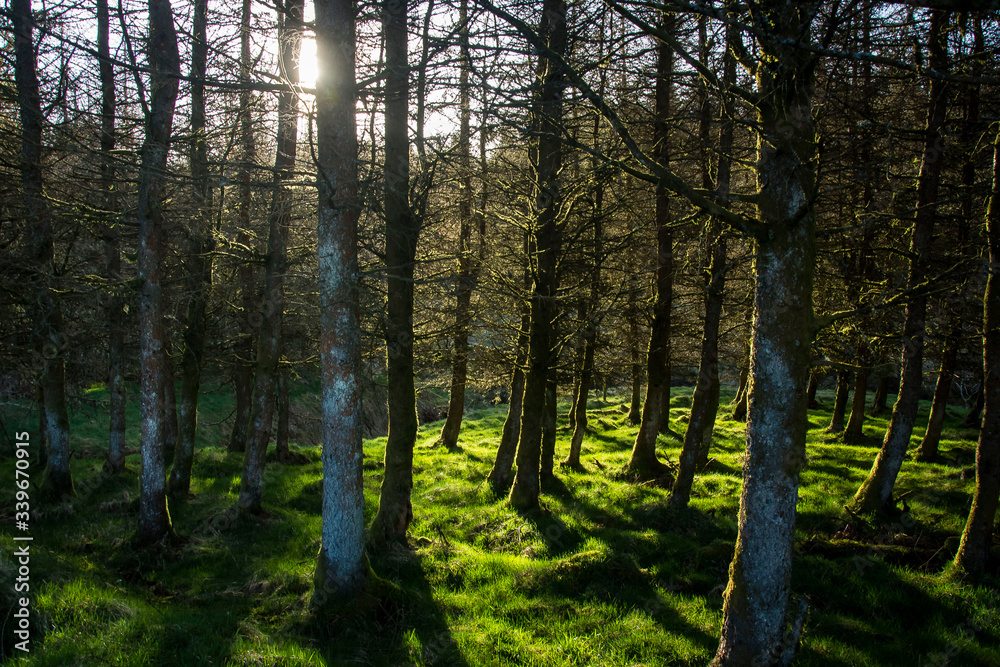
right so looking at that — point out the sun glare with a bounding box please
[298,37,319,89]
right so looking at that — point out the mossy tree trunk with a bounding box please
[953,125,1000,579]
[711,3,817,663]
[236,0,303,513]
[852,9,950,515]
[135,0,181,545]
[371,0,420,544]
[314,0,366,603]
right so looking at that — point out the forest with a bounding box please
[2,0,1000,664]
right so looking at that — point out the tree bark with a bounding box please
[627,267,643,425]
[508,0,566,511]
[14,0,74,498]
[136,0,180,545]
[625,11,674,480]
[236,0,303,514]
[953,126,1000,579]
[827,371,851,434]
[98,0,126,475]
[852,10,950,515]
[168,0,214,497]
[712,4,816,663]
[915,336,958,462]
[314,0,366,603]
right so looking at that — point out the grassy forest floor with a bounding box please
[1,381,998,666]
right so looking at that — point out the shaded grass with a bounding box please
[0,382,996,665]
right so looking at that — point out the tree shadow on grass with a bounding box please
[318,547,471,667]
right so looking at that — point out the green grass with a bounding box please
[1,383,997,665]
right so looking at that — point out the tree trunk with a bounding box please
[14,0,74,499]
[313,0,366,603]
[627,270,643,425]
[806,369,822,409]
[488,340,527,493]
[827,370,851,433]
[136,0,180,545]
[953,125,1000,579]
[228,0,258,455]
[670,14,733,508]
[852,10,950,515]
[508,0,566,511]
[371,0,420,544]
[844,347,869,442]
[236,0,303,514]
[963,382,984,428]
[168,0,213,497]
[439,0,476,451]
[869,374,891,416]
[625,12,674,480]
[488,232,530,494]
[712,5,817,662]
[163,347,178,463]
[98,0,126,475]
[540,377,557,479]
[915,336,958,462]
[729,341,750,422]
[276,366,290,460]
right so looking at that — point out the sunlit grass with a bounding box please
[0,381,995,665]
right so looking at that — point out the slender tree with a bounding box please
[852,10,951,515]
[313,0,367,601]
[952,124,1000,579]
[228,0,259,454]
[508,0,567,511]
[670,12,735,508]
[168,0,214,497]
[438,0,479,451]
[136,0,181,545]
[623,10,675,481]
[98,0,127,475]
[371,0,421,543]
[13,0,74,498]
[236,0,305,514]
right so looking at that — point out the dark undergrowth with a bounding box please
[0,381,997,665]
